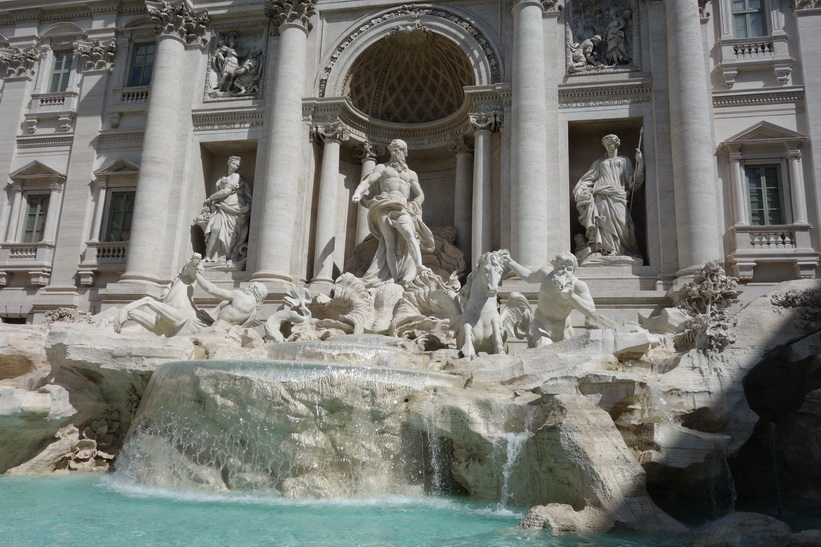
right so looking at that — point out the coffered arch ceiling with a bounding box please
[344,26,475,125]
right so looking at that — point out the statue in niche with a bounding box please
[194,156,252,270]
[567,0,635,73]
[210,32,263,96]
[352,139,435,286]
[573,133,644,259]
[506,253,597,346]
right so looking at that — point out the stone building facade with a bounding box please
[0,0,819,322]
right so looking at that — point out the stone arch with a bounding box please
[40,22,87,38]
[318,5,502,103]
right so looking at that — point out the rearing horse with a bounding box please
[114,253,212,336]
[431,249,510,359]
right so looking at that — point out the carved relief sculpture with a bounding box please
[566,0,638,74]
[208,31,263,97]
[352,139,435,286]
[194,156,252,270]
[573,133,644,259]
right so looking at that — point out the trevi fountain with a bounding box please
[3,136,821,545]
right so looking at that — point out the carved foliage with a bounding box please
[266,0,317,33]
[674,261,739,354]
[312,121,350,144]
[468,112,501,133]
[771,288,821,331]
[77,40,117,71]
[0,46,38,77]
[146,0,209,45]
[794,1,821,9]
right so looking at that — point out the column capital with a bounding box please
[312,121,349,144]
[146,1,209,46]
[0,46,38,79]
[266,0,317,35]
[76,39,117,72]
[353,141,383,164]
[469,112,501,133]
[508,0,560,12]
[448,134,475,154]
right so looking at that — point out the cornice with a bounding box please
[558,80,653,108]
[712,87,804,108]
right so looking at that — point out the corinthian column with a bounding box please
[666,0,721,273]
[123,0,208,283]
[448,135,474,263]
[509,0,552,268]
[253,0,317,285]
[312,122,349,285]
[469,112,499,260]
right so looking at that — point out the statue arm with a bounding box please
[205,175,240,203]
[353,165,383,204]
[196,272,234,301]
[409,173,425,206]
[633,150,645,186]
[570,279,596,318]
[507,257,543,283]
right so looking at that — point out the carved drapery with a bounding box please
[76,40,117,71]
[0,46,38,78]
[146,0,209,45]
[266,0,317,33]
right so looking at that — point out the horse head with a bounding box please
[474,249,509,298]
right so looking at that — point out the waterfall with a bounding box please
[494,407,536,510]
[707,444,737,519]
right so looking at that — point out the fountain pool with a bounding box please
[0,475,695,546]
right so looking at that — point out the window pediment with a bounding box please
[9,160,66,184]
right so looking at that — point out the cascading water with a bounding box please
[113,345,462,498]
[493,407,536,510]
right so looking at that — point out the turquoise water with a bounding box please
[0,475,693,546]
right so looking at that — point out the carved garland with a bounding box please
[319,4,501,98]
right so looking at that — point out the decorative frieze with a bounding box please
[265,0,317,33]
[77,40,117,71]
[712,88,804,108]
[146,0,209,46]
[558,81,652,108]
[16,136,74,149]
[0,46,38,78]
[191,109,264,132]
[794,0,821,9]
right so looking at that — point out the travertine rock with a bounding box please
[518,503,614,533]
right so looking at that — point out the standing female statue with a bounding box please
[573,134,643,257]
[200,156,252,268]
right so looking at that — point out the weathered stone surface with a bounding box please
[694,512,791,546]
[518,503,614,533]
[0,324,48,383]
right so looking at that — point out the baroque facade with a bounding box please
[0,0,820,322]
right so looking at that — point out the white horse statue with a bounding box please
[431,249,530,359]
[113,253,213,336]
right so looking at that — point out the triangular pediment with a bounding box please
[725,121,806,145]
[9,160,66,182]
[94,159,139,177]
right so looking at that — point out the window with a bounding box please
[732,0,766,38]
[22,194,50,243]
[49,50,73,93]
[128,43,155,87]
[103,191,135,242]
[747,164,784,225]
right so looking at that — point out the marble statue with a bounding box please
[506,253,596,346]
[213,33,241,92]
[573,133,644,258]
[352,139,435,286]
[195,273,268,328]
[231,49,261,95]
[431,249,529,359]
[605,8,632,65]
[114,253,211,336]
[568,35,603,72]
[197,156,252,269]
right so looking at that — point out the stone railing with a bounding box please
[728,224,819,280]
[113,86,151,106]
[0,242,55,286]
[29,91,79,112]
[717,34,791,87]
[77,241,128,285]
[732,40,774,59]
